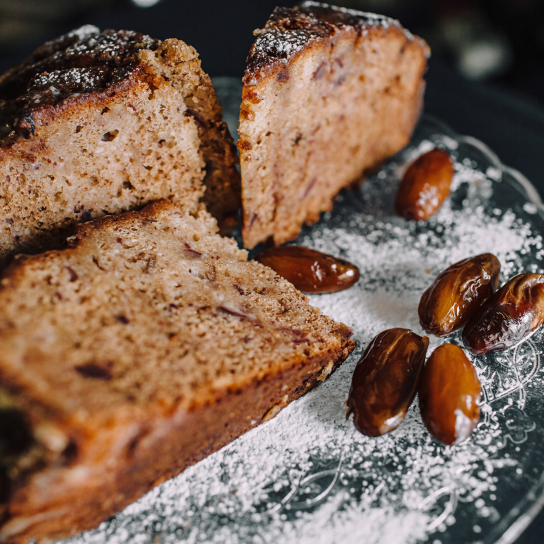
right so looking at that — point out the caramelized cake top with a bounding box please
[244,1,422,86]
[0,26,159,144]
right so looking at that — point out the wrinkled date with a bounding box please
[419,344,481,446]
[395,148,454,221]
[419,253,501,336]
[346,328,429,437]
[463,273,544,355]
[254,246,360,294]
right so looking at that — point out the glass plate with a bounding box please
[65,79,544,544]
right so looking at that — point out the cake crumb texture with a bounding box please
[239,2,429,248]
[0,26,240,266]
[0,200,354,544]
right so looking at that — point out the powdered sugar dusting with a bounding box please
[65,25,100,41]
[301,1,399,30]
[0,27,159,144]
[30,67,114,95]
[245,2,417,85]
[28,29,156,94]
[63,117,544,544]
[252,29,311,61]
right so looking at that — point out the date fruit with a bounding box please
[418,253,501,336]
[346,328,429,437]
[419,344,481,446]
[395,148,454,221]
[462,273,544,355]
[254,246,359,294]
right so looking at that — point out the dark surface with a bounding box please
[1,1,544,542]
[425,58,544,196]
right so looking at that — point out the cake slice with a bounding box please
[0,26,240,267]
[0,200,355,544]
[239,2,429,248]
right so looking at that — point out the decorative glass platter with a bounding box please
[64,79,544,544]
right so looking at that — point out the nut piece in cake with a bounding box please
[0,26,240,267]
[239,2,429,248]
[0,200,355,544]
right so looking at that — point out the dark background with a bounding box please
[1,1,544,542]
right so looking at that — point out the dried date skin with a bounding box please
[395,148,454,221]
[346,328,429,437]
[462,273,544,355]
[254,246,359,294]
[418,253,501,336]
[419,344,481,446]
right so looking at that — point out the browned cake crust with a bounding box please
[0,26,240,266]
[239,2,429,248]
[0,200,355,543]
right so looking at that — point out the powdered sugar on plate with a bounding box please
[64,116,544,544]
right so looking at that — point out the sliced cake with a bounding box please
[239,1,429,248]
[0,200,355,544]
[0,26,240,266]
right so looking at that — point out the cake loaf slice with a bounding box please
[0,25,240,267]
[0,200,355,544]
[239,2,429,248]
